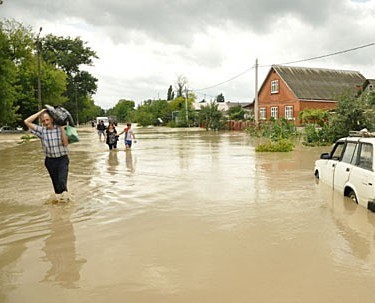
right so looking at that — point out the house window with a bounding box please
[271,80,279,94]
[260,107,266,120]
[271,107,278,119]
[369,85,373,91]
[285,106,293,120]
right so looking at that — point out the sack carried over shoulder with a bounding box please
[65,125,80,144]
[45,104,75,127]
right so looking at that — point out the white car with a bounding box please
[314,131,375,212]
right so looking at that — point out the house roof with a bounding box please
[271,65,366,101]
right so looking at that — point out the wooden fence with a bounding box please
[227,120,254,131]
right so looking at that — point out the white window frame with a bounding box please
[285,106,293,120]
[270,107,278,119]
[271,80,279,94]
[260,107,266,120]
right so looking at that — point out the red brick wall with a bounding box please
[257,69,338,126]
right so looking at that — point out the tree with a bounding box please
[41,34,98,122]
[0,26,19,125]
[167,85,174,100]
[328,93,368,141]
[108,99,135,122]
[216,93,225,103]
[174,75,188,98]
[227,104,245,120]
[198,101,225,130]
[299,109,329,126]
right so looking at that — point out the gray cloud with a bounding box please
[2,0,345,45]
[2,0,374,107]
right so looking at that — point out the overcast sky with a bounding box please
[1,0,375,109]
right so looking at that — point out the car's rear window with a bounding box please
[358,143,373,171]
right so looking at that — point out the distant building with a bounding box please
[193,101,251,113]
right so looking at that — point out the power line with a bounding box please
[260,42,375,67]
[192,42,375,93]
[194,65,255,92]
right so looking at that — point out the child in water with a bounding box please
[118,123,136,150]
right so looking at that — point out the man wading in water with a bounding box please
[24,109,71,202]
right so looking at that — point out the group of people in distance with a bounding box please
[97,120,136,150]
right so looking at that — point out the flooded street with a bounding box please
[1,126,375,303]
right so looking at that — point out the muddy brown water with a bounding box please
[1,126,375,303]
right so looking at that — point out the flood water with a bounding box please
[1,125,375,303]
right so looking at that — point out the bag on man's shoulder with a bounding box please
[45,104,75,127]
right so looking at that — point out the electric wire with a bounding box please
[192,42,375,94]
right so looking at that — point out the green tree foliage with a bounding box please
[168,96,196,127]
[134,105,155,127]
[227,104,245,120]
[78,96,102,123]
[247,119,297,152]
[302,92,375,146]
[216,93,225,103]
[0,25,19,125]
[167,85,174,100]
[329,93,368,139]
[299,109,329,127]
[133,99,172,126]
[198,101,225,130]
[299,109,331,146]
[256,139,294,152]
[41,34,98,122]
[107,99,136,122]
[41,35,97,75]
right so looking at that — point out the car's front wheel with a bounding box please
[348,190,358,204]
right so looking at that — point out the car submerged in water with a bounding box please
[314,130,375,212]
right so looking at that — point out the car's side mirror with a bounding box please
[320,153,331,159]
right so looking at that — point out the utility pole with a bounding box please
[254,58,259,124]
[75,82,79,126]
[36,27,43,111]
[185,87,189,126]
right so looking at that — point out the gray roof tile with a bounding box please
[273,65,366,100]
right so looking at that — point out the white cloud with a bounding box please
[1,0,375,109]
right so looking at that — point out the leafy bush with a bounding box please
[256,139,294,152]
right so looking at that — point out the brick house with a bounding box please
[256,65,366,125]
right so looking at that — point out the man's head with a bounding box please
[40,111,54,129]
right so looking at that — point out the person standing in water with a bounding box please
[24,109,70,201]
[118,123,136,150]
[105,122,118,150]
[97,120,106,141]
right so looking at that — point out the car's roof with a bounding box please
[338,136,375,144]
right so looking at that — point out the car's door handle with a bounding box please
[369,183,373,186]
